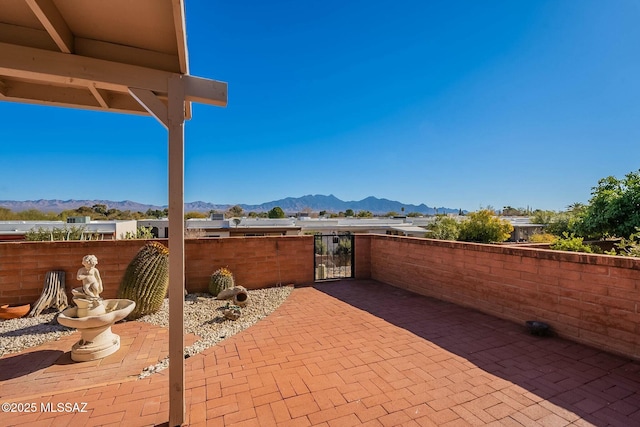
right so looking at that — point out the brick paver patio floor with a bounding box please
[1,279,639,426]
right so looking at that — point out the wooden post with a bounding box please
[129,73,226,427]
[168,74,185,426]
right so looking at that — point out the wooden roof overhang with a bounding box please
[0,0,226,117]
[0,2,228,425]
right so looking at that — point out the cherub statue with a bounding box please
[76,255,103,299]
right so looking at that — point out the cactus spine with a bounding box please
[117,242,169,319]
[209,267,235,296]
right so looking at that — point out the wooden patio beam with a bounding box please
[25,0,74,53]
[129,87,169,128]
[89,84,110,109]
[0,42,227,110]
[0,42,174,95]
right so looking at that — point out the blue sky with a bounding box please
[1,0,639,212]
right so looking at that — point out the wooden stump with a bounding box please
[28,271,68,317]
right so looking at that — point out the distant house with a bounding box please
[138,216,430,238]
[0,218,137,241]
[296,217,429,237]
[502,217,546,242]
[138,217,302,238]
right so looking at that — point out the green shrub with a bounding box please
[458,210,513,243]
[426,216,460,240]
[528,233,557,243]
[550,233,602,253]
[606,228,640,257]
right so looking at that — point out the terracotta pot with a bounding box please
[0,304,30,320]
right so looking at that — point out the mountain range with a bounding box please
[0,195,461,215]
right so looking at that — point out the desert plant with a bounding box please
[121,226,154,240]
[209,267,235,296]
[25,225,100,241]
[117,242,169,319]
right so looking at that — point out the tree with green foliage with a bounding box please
[357,210,373,218]
[14,209,58,220]
[426,216,460,241]
[580,170,640,238]
[185,211,208,219]
[607,227,640,257]
[227,205,244,217]
[344,209,355,217]
[502,206,530,216]
[529,205,586,237]
[268,206,286,218]
[314,235,327,255]
[529,209,555,225]
[0,207,14,220]
[334,238,352,265]
[92,204,107,216]
[145,208,168,218]
[385,211,399,217]
[458,209,514,243]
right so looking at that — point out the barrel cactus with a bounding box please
[209,267,235,296]
[117,242,169,319]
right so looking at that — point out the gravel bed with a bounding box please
[0,312,75,356]
[0,285,293,377]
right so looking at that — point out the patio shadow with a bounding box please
[314,279,640,426]
[0,349,64,381]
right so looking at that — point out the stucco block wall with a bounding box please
[3,233,639,361]
[185,236,313,293]
[354,234,371,279]
[0,236,314,305]
[362,235,640,361]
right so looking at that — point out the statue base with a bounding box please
[70,323,121,362]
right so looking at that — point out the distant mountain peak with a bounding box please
[0,195,461,215]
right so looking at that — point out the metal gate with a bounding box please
[314,233,354,281]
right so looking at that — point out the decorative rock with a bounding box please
[223,306,241,320]
[216,288,237,300]
[233,287,249,307]
[2,286,294,374]
[217,286,249,307]
[525,320,551,336]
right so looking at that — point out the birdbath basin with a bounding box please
[57,299,135,362]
